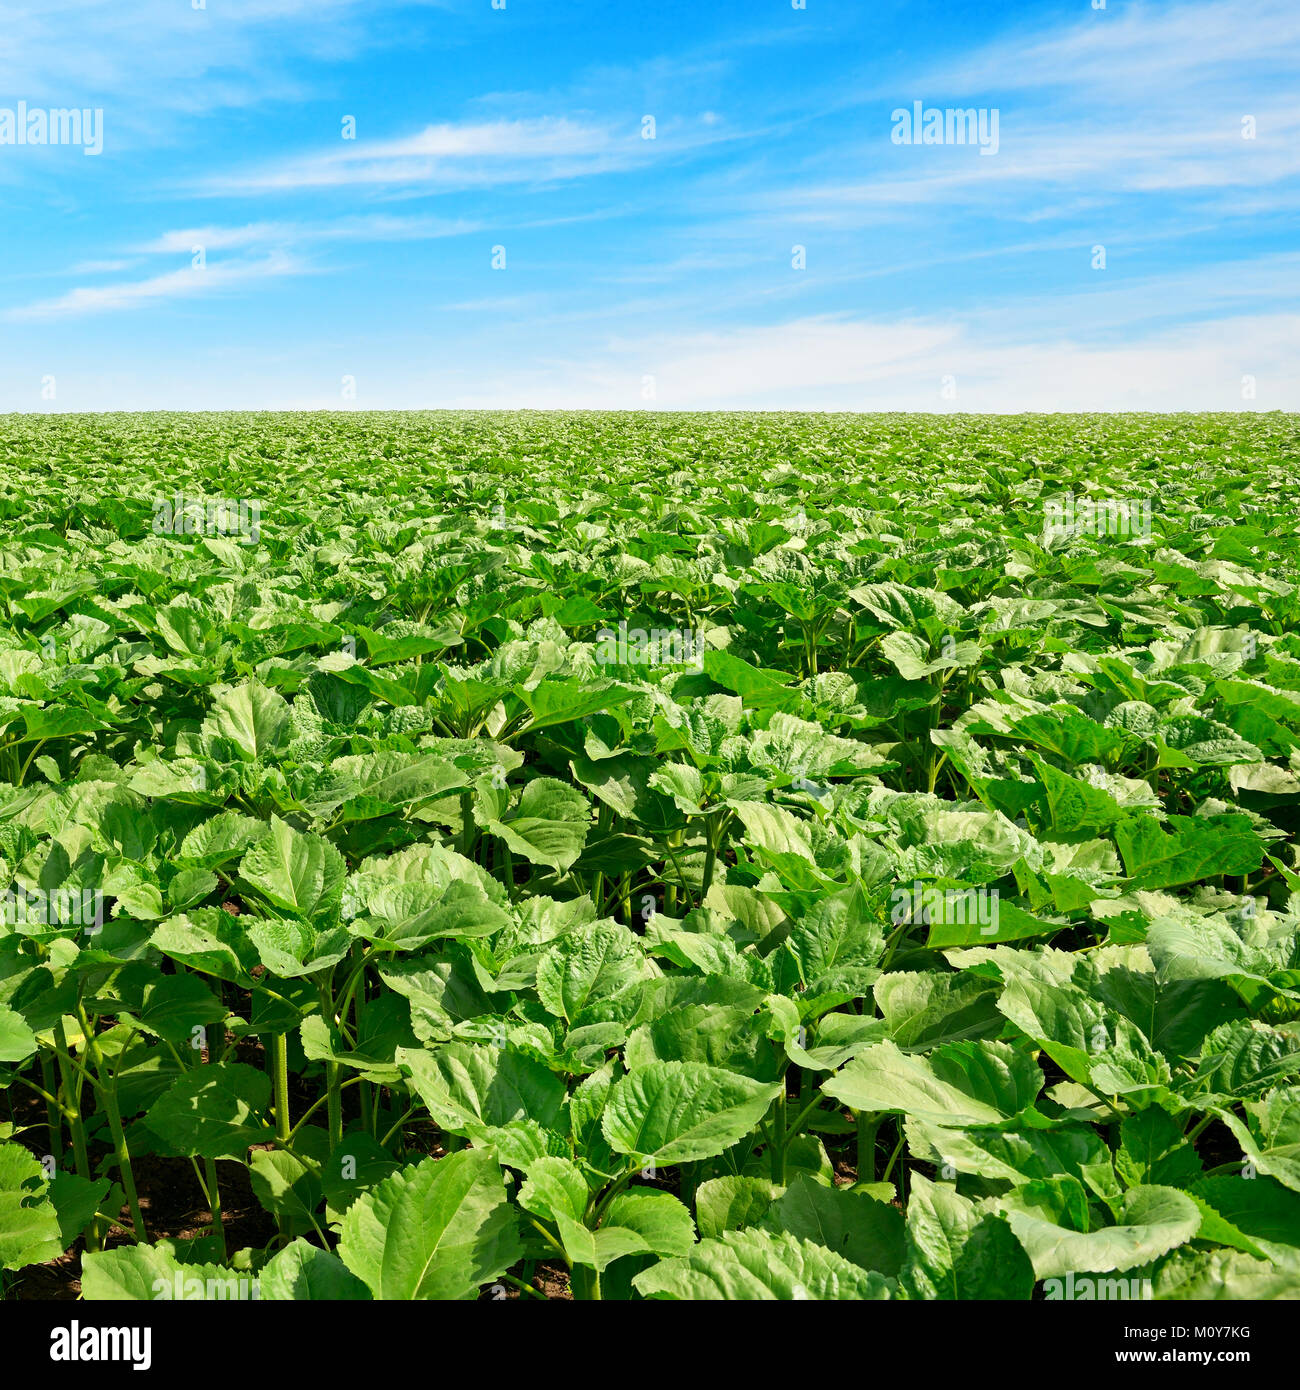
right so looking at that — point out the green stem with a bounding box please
[881,1129,906,1183]
[785,1091,823,1139]
[52,1022,93,1204]
[770,1090,788,1186]
[500,1272,548,1301]
[289,1076,363,1138]
[379,1104,418,1149]
[38,1051,64,1165]
[270,1032,291,1143]
[326,1062,343,1150]
[527,1217,567,1260]
[197,1157,225,1258]
[501,842,515,900]
[459,790,475,856]
[856,1112,882,1183]
[81,1012,147,1244]
[1185,1113,1216,1142]
[317,981,344,1150]
[700,811,732,903]
[16,738,48,785]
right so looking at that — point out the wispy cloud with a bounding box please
[437,311,1300,413]
[920,0,1300,100]
[138,214,478,254]
[201,113,741,195]
[765,108,1300,228]
[6,251,303,321]
[0,0,460,115]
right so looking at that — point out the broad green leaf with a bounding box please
[763,1173,905,1277]
[634,1229,893,1300]
[1003,1183,1200,1277]
[900,1174,1035,1300]
[260,1238,372,1300]
[239,816,346,920]
[822,1039,1041,1127]
[337,1149,522,1300]
[0,1143,62,1271]
[602,1062,783,1166]
[145,1062,274,1159]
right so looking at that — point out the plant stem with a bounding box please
[52,1022,94,1243]
[326,1062,343,1150]
[38,1050,63,1167]
[289,1076,362,1137]
[204,1157,225,1257]
[459,790,475,856]
[700,811,732,903]
[881,1128,906,1183]
[312,977,346,1150]
[379,1103,418,1149]
[770,1089,788,1185]
[856,1112,882,1183]
[785,1092,823,1139]
[1185,1113,1215,1142]
[501,1273,547,1301]
[79,1011,147,1244]
[270,1032,291,1143]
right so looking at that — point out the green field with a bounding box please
[2,410,1299,1301]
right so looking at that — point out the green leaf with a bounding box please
[634,1229,893,1300]
[602,1062,784,1166]
[250,1148,324,1229]
[535,923,646,1026]
[0,1143,62,1271]
[260,1238,372,1300]
[479,777,590,872]
[900,1174,1035,1300]
[337,1149,522,1300]
[201,681,292,761]
[822,1039,1041,1127]
[0,1003,37,1064]
[694,1176,779,1238]
[557,1189,696,1271]
[397,1043,567,1140]
[763,1173,906,1277]
[1003,1183,1201,1277]
[145,1062,274,1159]
[238,816,346,919]
[1114,814,1263,891]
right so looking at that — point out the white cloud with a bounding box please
[200,116,709,195]
[15,308,1297,413]
[5,251,302,321]
[0,0,457,115]
[923,0,1300,100]
[433,312,1300,412]
[138,214,477,254]
[765,106,1300,229]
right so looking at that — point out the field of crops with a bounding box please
[2,409,1299,1302]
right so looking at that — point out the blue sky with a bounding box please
[1,0,1297,411]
